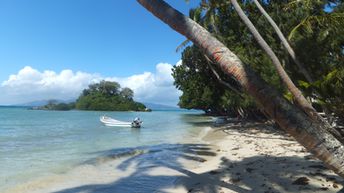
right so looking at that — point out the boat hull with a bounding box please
[100,116,141,128]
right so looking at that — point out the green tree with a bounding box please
[120,87,134,100]
[178,0,344,120]
[76,81,147,111]
[230,0,342,140]
[174,0,283,117]
[85,80,120,96]
[252,0,313,83]
[287,0,344,40]
[173,45,257,117]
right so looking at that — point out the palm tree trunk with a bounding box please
[230,0,310,116]
[252,0,338,130]
[137,0,344,177]
[206,59,244,98]
[252,0,314,83]
[230,0,342,141]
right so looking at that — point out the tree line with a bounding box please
[173,0,343,122]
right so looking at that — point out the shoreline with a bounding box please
[172,122,344,193]
[4,121,344,193]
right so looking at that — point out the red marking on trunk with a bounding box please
[226,67,235,76]
[213,48,222,62]
[236,72,243,82]
[232,67,239,79]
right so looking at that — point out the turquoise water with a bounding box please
[0,107,210,191]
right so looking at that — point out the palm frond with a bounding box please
[289,13,344,40]
[176,39,191,52]
[285,0,320,10]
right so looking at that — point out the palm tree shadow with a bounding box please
[53,143,219,193]
[212,155,344,193]
[52,141,344,193]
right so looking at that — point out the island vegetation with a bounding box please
[76,80,148,111]
[32,80,149,112]
[30,100,76,111]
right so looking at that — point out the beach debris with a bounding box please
[209,170,221,175]
[188,187,202,193]
[319,187,329,191]
[325,176,336,182]
[244,140,253,144]
[309,164,327,170]
[309,172,327,178]
[245,167,254,173]
[304,155,316,160]
[230,177,241,183]
[292,177,310,185]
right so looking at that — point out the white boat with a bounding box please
[100,116,142,128]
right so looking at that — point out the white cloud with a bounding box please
[107,62,181,106]
[0,62,181,106]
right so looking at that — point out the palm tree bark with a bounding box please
[230,0,342,141]
[137,0,344,177]
[252,0,314,83]
[206,60,244,98]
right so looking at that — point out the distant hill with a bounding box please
[16,99,76,107]
[15,100,181,111]
[143,102,181,111]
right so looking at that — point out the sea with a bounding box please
[0,106,213,192]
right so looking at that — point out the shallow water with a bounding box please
[0,107,212,192]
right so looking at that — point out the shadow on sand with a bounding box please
[53,139,344,193]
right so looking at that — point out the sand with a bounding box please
[171,122,344,193]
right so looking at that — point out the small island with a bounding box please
[32,81,151,112]
[30,100,76,111]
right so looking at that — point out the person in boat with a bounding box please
[132,117,142,128]
[134,117,142,123]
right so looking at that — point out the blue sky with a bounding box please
[0,0,198,78]
[0,0,199,105]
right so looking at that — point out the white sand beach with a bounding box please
[171,123,344,193]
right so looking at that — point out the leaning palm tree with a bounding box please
[137,0,344,177]
[252,0,314,83]
[230,0,342,140]
[176,0,228,52]
[251,0,344,137]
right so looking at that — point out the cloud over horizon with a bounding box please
[0,62,181,106]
